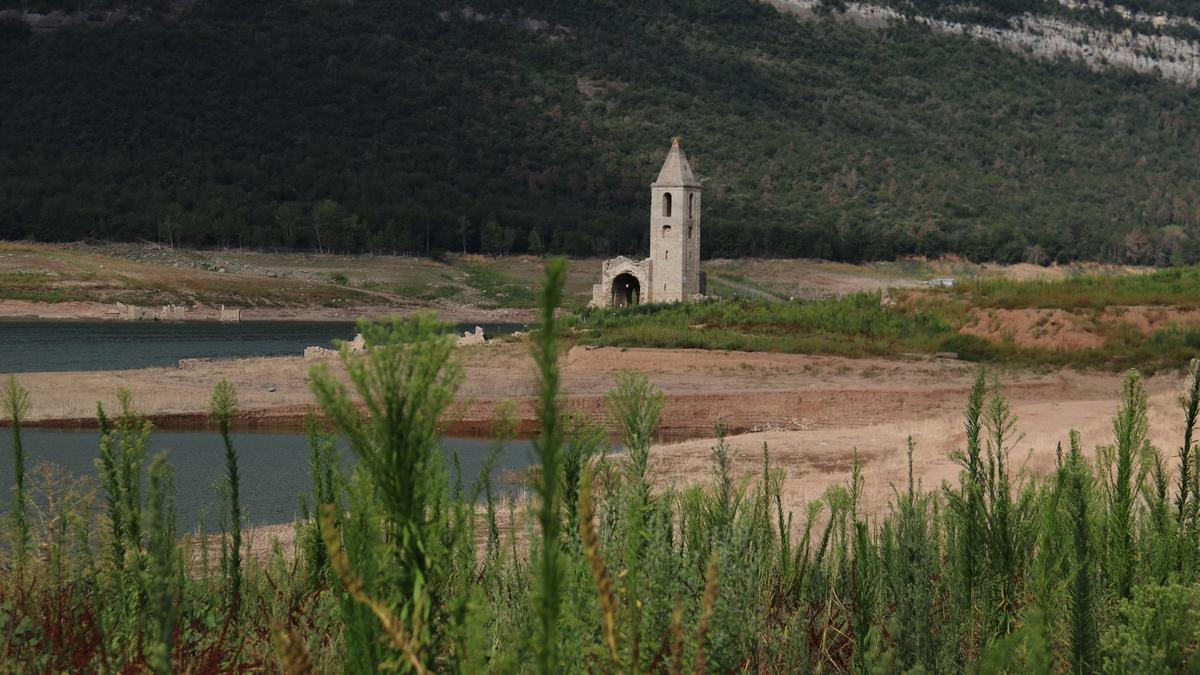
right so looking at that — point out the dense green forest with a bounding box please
[4,0,1200,263]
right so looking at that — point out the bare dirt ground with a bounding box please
[959,305,1200,351]
[961,307,1108,350]
[12,342,1189,525]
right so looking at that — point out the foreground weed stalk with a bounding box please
[1176,358,1200,526]
[532,258,568,674]
[949,368,986,660]
[579,466,619,668]
[211,379,242,626]
[271,619,315,675]
[1066,431,1095,674]
[144,453,179,674]
[695,552,720,675]
[317,504,427,674]
[309,312,461,664]
[3,376,31,580]
[605,368,664,670]
[1108,370,1149,599]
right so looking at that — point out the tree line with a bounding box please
[4,0,1200,264]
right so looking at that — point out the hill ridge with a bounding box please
[3,0,1200,265]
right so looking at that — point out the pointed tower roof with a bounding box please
[652,138,700,188]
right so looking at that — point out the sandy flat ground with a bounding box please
[12,341,1191,525]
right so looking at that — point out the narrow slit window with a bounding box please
[665,249,669,260]
[688,193,695,218]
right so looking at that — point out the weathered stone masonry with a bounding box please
[592,139,705,308]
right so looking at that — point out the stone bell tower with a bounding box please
[648,138,701,303]
[588,138,704,308]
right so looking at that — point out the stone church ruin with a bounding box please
[591,139,705,308]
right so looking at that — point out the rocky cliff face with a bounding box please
[7,0,1200,85]
[767,0,1200,85]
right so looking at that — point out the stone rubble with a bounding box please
[304,333,368,361]
[303,346,338,361]
[456,326,486,346]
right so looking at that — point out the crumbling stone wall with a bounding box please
[117,302,189,321]
[590,256,652,308]
[121,304,158,320]
[305,333,367,360]
[457,326,486,346]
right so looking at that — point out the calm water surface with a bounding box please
[0,320,523,373]
[0,429,537,527]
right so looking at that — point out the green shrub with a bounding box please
[936,333,1002,362]
[1100,583,1200,673]
[3,376,30,582]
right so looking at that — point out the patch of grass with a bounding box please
[393,281,463,303]
[0,271,92,303]
[954,267,1200,309]
[580,294,958,359]
[578,293,1200,372]
[456,260,539,308]
[708,274,782,300]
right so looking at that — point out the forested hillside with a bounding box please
[4,0,1200,264]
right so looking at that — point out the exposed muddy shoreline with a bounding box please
[0,298,536,324]
[7,398,751,441]
[4,342,1194,527]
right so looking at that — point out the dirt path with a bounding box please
[710,277,785,301]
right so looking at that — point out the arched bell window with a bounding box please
[688,193,695,218]
[662,192,672,217]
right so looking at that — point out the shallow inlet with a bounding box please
[0,320,524,373]
[0,429,540,528]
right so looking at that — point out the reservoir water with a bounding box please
[0,320,543,528]
[0,429,539,527]
[0,320,524,373]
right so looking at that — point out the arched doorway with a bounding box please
[611,272,640,307]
